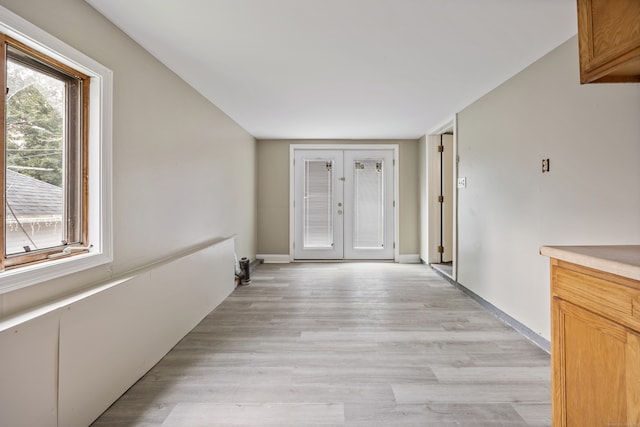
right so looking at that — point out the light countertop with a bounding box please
[540,245,640,281]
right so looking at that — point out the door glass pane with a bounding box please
[353,159,384,248]
[304,160,333,248]
[5,58,65,255]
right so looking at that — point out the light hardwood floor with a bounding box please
[92,262,551,426]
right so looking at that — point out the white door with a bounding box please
[294,149,394,260]
[294,150,344,259]
[343,150,394,259]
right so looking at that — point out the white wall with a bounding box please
[0,0,257,318]
[0,2,257,424]
[456,36,640,340]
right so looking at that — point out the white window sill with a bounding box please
[0,251,112,295]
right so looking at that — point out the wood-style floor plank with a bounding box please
[91,262,550,426]
[160,403,345,426]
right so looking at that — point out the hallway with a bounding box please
[92,263,550,426]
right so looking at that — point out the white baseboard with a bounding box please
[397,254,421,264]
[256,254,290,264]
[257,254,421,264]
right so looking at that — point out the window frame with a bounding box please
[0,5,112,294]
[2,35,90,268]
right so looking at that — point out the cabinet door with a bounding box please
[552,298,640,426]
[577,0,640,83]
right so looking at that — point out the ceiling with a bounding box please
[85,0,577,140]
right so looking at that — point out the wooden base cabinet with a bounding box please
[551,259,640,426]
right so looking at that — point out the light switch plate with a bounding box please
[457,177,466,188]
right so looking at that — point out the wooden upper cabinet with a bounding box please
[577,0,640,83]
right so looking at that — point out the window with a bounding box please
[0,5,112,293]
[2,35,89,268]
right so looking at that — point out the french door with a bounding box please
[293,149,394,260]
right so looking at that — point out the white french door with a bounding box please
[293,148,394,260]
[343,150,394,259]
[294,150,344,259]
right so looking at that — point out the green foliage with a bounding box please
[6,83,63,187]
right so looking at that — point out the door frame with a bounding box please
[425,117,458,280]
[289,144,399,262]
